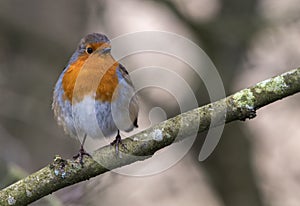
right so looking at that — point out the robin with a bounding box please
[52,33,139,163]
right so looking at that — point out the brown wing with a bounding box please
[118,64,139,128]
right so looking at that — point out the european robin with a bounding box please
[52,33,139,163]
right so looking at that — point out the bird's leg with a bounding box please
[73,134,91,165]
[110,130,127,157]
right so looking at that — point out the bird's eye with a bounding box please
[86,47,93,54]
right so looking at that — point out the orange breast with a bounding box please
[62,53,119,103]
[95,62,119,102]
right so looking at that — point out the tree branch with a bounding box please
[0,68,299,206]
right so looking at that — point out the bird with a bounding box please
[52,33,139,163]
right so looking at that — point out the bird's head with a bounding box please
[69,33,111,64]
[78,33,111,56]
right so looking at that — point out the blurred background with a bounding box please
[1,0,300,205]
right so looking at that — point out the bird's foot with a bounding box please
[73,146,91,165]
[110,133,127,158]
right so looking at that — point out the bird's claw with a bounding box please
[110,134,127,158]
[73,146,91,165]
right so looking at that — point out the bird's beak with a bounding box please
[101,47,111,54]
[93,43,111,55]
